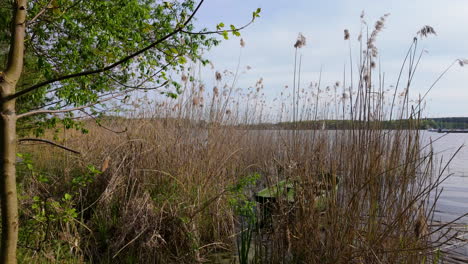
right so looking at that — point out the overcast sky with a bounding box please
[190,0,468,117]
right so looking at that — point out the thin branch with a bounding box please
[16,93,123,119]
[112,229,147,259]
[27,0,53,25]
[106,73,169,91]
[63,0,85,13]
[22,99,63,113]
[3,0,206,102]
[180,18,254,35]
[119,80,169,91]
[78,109,127,134]
[18,138,81,155]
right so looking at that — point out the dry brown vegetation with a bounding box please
[15,19,467,264]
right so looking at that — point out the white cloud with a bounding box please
[193,0,468,117]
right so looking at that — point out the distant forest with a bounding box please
[242,117,468,130]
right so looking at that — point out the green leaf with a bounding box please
[253,8,261,19]
[178,56,187,64]
[64,193,72,201]
[37,174,49,183]
[169,47,178,54]
[222,31,229,40]
[166,92,178,99]
[216,22,225,30]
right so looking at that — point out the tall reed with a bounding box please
[14,16,466,264]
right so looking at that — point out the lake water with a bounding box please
[423,131,468,259]
[246,129,468,222]
[424,131,468,222]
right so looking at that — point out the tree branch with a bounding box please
[3,0,205,102]
[18,138,81,155]
[180,18,255,36]
[3,0,27,86]
[78,109,127,134]
[27,0,53,25]
[104,59,173,91]
[107,73,169,91]
[23,99,63,113]
[16,93,123,119]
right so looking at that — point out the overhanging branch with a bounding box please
[16,93,123,119]
[3,0,205,102]
[18,138,81,155]
[107,73,169,91]
[79,109,127,134]
[181,18,255,36]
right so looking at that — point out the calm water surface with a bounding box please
[421,131,468,259]
[423,131,468,223]
[248,129,468,221]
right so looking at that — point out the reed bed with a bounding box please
[15,17,466,264]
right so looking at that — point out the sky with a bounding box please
[188,0,468,118]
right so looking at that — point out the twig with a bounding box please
[106,73,169,91]
[16,93,123,119]
[18,138,81,155]
[180,18,254,35]
[78,109,127,134]
[112,229,147,258]
[27,0,53,25]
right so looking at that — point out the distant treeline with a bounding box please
[91,116,468,130]
[241,117,468,130]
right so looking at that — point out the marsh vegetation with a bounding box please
[2,2,466,263]
[17,31,468,264]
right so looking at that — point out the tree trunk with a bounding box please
[0,98,18,264]
[0,1,26,263]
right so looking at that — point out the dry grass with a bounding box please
[15,18,466,264]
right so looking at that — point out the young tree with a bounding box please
[0,0,260,262]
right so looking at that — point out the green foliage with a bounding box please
[0,0,232,135]
[71,164,101,188]
[228,173,260,219]
[1,1,260,130]
[228,173,260,264]
[216,22,225,30]
[252,8,261,19]
[229,173,260,195]
[221,30,229,40]
[432,249,442,264]
[16,152,49,183]
[16,155,101,256]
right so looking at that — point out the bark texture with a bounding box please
[0,1,26,263]
[0,98,17,264]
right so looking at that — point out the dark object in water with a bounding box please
[255,180,295,204]
[254,174,340,228]
[254,180,295,229]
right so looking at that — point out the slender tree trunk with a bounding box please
[0,98,17,264]
[0,1,26,263]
